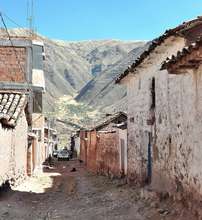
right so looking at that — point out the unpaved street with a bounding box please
[0,160,195,220]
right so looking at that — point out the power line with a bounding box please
[2,12,23,29]
[1,11,33,36]
[0,12,30,90]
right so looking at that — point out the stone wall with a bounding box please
[0,47,26,82]
[0,111,28,186]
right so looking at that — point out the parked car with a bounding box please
[57,149,70,161]
[52,150,58,158]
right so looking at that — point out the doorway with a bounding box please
[147,132,152,183]
[120,139,125,175]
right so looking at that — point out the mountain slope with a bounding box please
[76,43,150,111]
[0,28,146,114]
[44,39,145,111]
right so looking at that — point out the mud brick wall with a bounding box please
[125,31,202,204]
[32,113,46,167]
[0,111,28,186]
[153,65,202,202]
[118,129,127,175]
[74,136,80,157]
[126,36,186,185]
[86,131,97,173]
[0,46,26,82]
[27,144,32,177]
[80,131,87,163]
[96,132,120,178]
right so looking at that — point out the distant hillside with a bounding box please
[44,39,146,111]
[0,28,145,112]
[75,43,150,112]
[0,28,148,129]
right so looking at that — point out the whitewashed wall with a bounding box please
[75,136,80,157]
[118,128,127,175]
[125,36,186,184]
[0,111,28,186]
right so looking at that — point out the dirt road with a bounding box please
[0,160,196,220]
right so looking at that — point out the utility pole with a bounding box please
[27,0,34,38]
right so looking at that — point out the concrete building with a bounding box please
[116,17,202,204]
[0,37,46,185]
[80,112,127,178]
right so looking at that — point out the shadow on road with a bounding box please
[0,159,83,201]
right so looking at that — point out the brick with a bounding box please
[0,46,26,83]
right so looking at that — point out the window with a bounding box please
[33,45,44,70]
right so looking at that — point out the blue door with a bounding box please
[147,132,152,183]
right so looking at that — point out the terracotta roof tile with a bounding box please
[115,16,202,83]
[161,38,202,70]
[91,112,127,131]
[0,91,27,128]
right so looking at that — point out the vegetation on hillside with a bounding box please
[47,95,102,130]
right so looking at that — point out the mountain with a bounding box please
[0,28,146,115]
[75,43,150,112]
[44,39,146,111]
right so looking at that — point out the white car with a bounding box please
[57,149,70,161]
[52,150,58,158]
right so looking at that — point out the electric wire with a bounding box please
[1,11,33,36]
[0,12,31,91]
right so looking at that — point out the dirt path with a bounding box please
[0,160,196,220]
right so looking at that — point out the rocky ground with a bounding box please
[0,160,197,220]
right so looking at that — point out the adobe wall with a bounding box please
[74,136,80,157]
[79,131,87,163]
[86,130,97,173]
[32,113,45,168]
[126,36,186,185]
[125,34,202,205]
[13,112,28,184]
[0,47,26,83]
[96,132,120,178]
[118,128,127,175]
[152,65,202,203]
[0,111,28,186]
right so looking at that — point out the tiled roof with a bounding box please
[93,112,127,131]
[0,92,27,128]
[115,16,202,83]
[161,39,202,70]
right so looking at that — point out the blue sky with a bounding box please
[1,0,202,41]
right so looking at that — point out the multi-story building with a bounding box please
[0,36,46,185]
